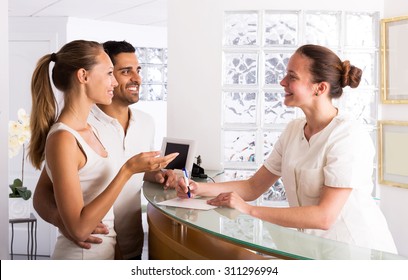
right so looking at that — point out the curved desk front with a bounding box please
[143,181,405,260]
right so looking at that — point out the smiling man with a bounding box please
[88,40,178,259]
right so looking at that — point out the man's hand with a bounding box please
[59,222,109,249]
[144,169,179,189]
[157,169,178,189]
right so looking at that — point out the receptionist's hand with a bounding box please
[176,177,198,198]
[207,192,252,214]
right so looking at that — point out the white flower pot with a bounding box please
[9,197,31,219]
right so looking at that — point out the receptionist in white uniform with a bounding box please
[178,44,397,254]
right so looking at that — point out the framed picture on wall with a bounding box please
[380,15,408,103]
[378,121,408,188]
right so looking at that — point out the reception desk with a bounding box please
[143,181,405,260]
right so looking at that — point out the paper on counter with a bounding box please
[157,197,217,210]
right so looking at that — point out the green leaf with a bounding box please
[8,178,31,200]
[19,189,32,200]
[12,178,23,187]
[16,186,27,193]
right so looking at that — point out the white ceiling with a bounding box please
[8,0,168,27]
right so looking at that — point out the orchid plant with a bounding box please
[8,108,32,200]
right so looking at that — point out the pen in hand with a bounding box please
[182,168,191,198]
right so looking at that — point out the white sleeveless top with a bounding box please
[46,122,117,259]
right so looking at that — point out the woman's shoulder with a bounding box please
[333,111,365,131]
[47,123,77,140]
[47,122,84,147]
[49,122,76,134]
[330,111,371,145]
[46,124,80,157]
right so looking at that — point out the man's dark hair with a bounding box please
[103,40,136,65]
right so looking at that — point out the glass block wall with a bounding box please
[222,10,380,204]
[135,47,168,101]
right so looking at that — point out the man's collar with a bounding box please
[90,105,115,123]
[90,104,134,123]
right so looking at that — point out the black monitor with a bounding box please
[160,137,196,173]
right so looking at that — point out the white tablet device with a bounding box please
[160,137,197,173]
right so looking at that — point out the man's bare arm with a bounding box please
[33,168,62,226]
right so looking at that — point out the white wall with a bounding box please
[9,16,69,256]
[168,0,408,257]
[1,0,9,260]
[167,0,224,170]
[66,18,167,48]
[380,0,408,257]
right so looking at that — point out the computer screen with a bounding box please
[160,137,196,173]
[164,142,189,170]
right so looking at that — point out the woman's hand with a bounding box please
[207,192,252,214]
[176,176,198,198]
[124,151,179,174]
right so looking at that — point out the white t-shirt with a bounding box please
[264,111,397,253]
[89,105,155,259]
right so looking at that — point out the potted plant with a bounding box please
[8,108,32,219]
[9,178,32,200]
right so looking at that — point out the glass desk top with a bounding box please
[143,181,406,260]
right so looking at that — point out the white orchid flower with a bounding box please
[8,109,31,159]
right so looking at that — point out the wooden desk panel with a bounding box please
[147,204,284,260]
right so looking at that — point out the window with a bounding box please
[222,10,380,203]
[136,47,168,101]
